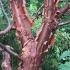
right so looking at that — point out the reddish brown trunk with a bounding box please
[10,0,59,70]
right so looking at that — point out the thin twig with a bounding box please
[59,20,70,26]
[0,0,12,35]
[0,43,21,60]
[33,2,70,19]
[0,48,3,52]
[33,4,44,19]
[59,4,70,17]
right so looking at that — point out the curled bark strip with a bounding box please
[0,0,12,36]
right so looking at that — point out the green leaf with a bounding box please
[60,51,70,60]
[58,62,70,70]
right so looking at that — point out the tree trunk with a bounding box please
[10,0,59,70]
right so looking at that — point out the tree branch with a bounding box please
[0,0,12,35]
[59,20,70,26]
[33,1,70,19]
[10,0,34,48]
[56,4,70,17]
[35,0,58,53]
[0,43,21,60]
[1,49,12,70]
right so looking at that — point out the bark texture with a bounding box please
[10,0,59,70]
[1,45,12,70]
[0,0,70,70]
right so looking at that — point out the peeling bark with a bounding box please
[9,0,63,70]
[0,0,70,70]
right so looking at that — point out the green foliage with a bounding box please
[58,50,70,70]
[28,0,38,16]
[0,30,20,70]
[60,51,70,60]
[32,18,42,36]
[0,8,3,18]
[58,62,70,70]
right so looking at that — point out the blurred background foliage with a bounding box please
[0,0,70,70]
